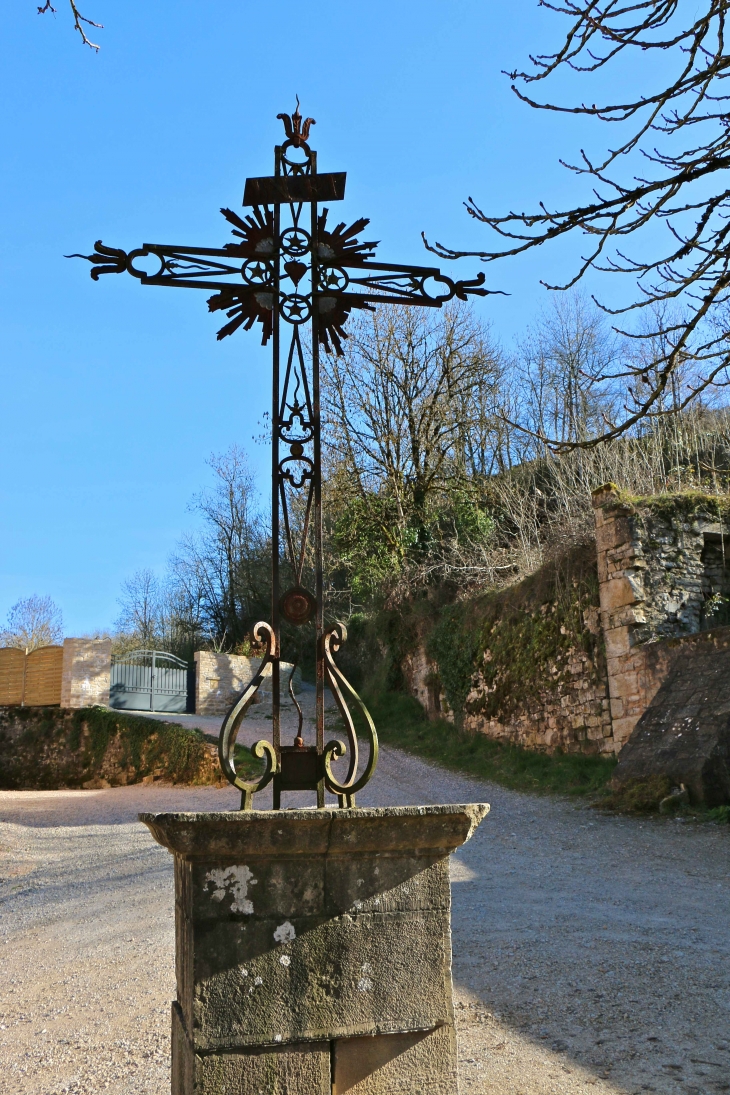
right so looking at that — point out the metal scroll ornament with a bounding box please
[218,622,278,810]
[322,624,378,808]
[71,102,493,809]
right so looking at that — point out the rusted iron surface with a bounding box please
[72,106,492,810]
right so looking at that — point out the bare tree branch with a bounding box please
[426,0,730,446]
[37,0,103,50]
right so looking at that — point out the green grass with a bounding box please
[595,782,730,822]
[362,687,617,798]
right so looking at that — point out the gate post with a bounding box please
[20,648,27,707]
[61,639,112,709]
[151,650,157,713]
[140,804,489,1095]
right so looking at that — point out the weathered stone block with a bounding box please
[604,626,632,660]
[607,667,639,702]
[612,716,639,746]
[187,909,452,1048]
[325,855,449,915]
[194,651,300,717]
[184,857,327,920]
[142,805,489,1095]
[333,1024,458,1094]
[601,576,641,612]
[172,1003,330,1095]
[60,638,111,709]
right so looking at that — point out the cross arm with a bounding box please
[67,238,272,292]
[319,259,497,307]
[67,226,277,343]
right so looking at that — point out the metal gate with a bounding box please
[109,650,192,713]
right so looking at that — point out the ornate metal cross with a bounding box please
[73,105,490,810]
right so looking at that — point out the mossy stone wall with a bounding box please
[401,544,614,755]
[0,706,221,789]
[397,490,730,758]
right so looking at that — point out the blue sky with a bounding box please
[0,1,654,635]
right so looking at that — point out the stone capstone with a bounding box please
[140,804,489,1095]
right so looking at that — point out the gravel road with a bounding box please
[0,693,728,1095]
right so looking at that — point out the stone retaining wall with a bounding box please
[402,488,729,756]
[462,643,613,754]
[611,627,730,804]
[403,617,614,755]
[194,651,301,717]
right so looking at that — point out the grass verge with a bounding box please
[362,688,617,798]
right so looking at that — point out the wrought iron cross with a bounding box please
[72,105,490,810]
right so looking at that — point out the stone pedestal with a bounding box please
[140,804,489,1095]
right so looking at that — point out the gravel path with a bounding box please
[0,695,728,1095]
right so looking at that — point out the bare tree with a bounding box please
[427,0,730,444]
[323,302,503,532]
[112,450,268,656]
[0,595,63,651]
[320,293,730,609]
[515,294,622,447]
[320,303,512,604]
[36,0,103,49]
[112,570,206,660]
[168,447,269,651]
[115,569,161,648]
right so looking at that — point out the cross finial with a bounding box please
[277,96,316,147]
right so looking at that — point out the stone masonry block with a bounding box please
[194,651,300,716]
[61,638,111,709]
[177,854,449,924]
[607,606,648,628]
[185,858,327,920]
[186,908,452,1048]
[325,855,448,916]
[604,627,632,660]
[332,1024,458,1095]
[595,515,633,556]
[600,577,641,613]
[607,668,639,702]
[172,1003,330,1095]
[612,716,639,746]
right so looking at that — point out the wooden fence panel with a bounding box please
[23,646,64,706]
[0,648,26,705]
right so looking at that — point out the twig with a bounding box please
[37,0,103,50]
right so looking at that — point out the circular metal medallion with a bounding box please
[279,293,312,323]
[318,265,349,292]
[241,258,274,285]
[279,586,317,626]
[280,227,310,256]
